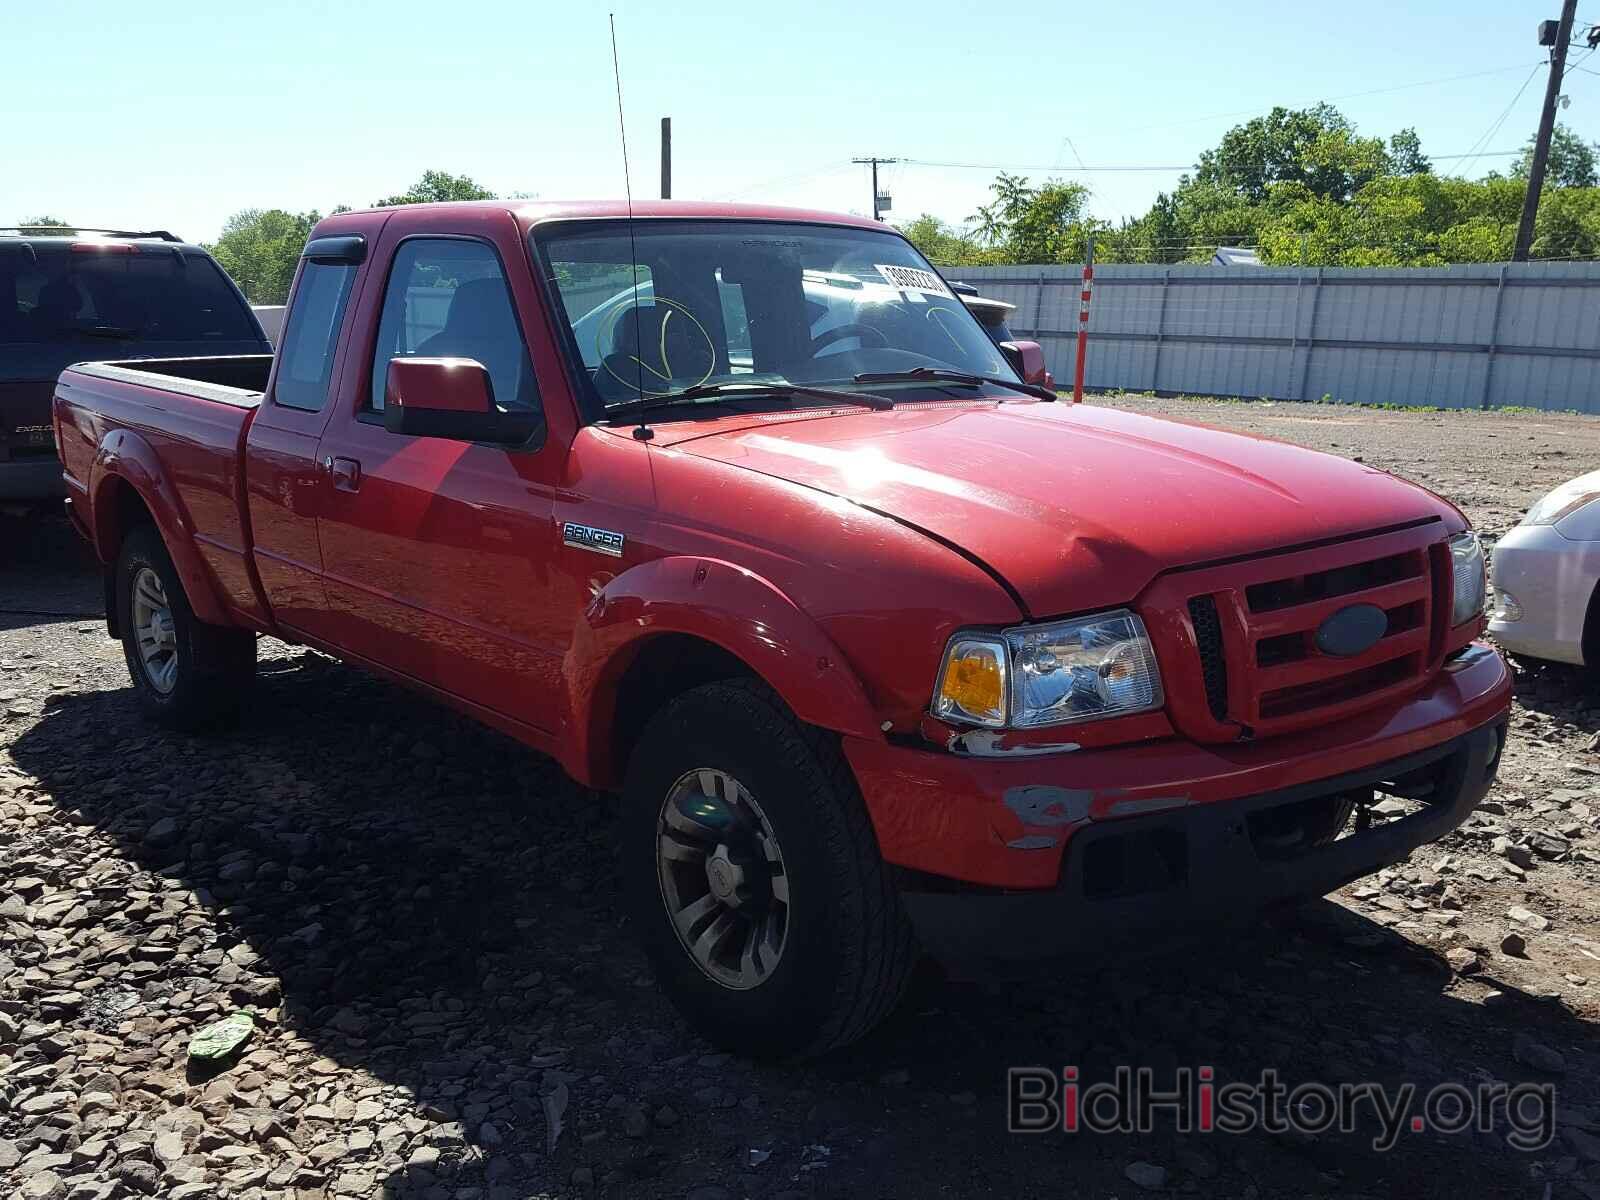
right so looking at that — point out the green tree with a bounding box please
[207,209,321,304]
[1512,124,1599,189]
[18,216,74,232]
[898,214,994,266]
[1387,129,1431,176]
[374,170,496,207]
[1529,186,1600,259]
[1253,174,1532,266]
[1194,103,1393,203]
[968,172,1091,263]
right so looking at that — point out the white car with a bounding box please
[1488,468,1600,670]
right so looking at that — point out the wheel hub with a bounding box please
[656,768,790,991]
[130,566,179,695]
[704,845,746,905]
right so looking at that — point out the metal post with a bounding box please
[660,117,671,199]
[1072,232,1095,403]
[1480,263,1509,410]
[1297,268,1323,401]
[1287,235,1308,399]
[1151,268,1171,393]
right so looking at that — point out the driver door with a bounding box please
[311,208,565,733]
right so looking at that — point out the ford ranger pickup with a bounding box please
[53,201,1512,1057]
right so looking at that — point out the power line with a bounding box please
[1565,45,1598,70]
[1455,63,1545,179]
[1100,61,1547,139]
[904,158,1191,172]
[900,150,1524,174]
[1052,136,1089,172]
[723,160,852,200]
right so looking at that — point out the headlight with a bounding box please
[1449,532,1487,626]
[933,609,1163,730]
[1523,486,1600,526]
[932,636,1008,727]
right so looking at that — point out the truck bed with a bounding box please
[65,354,272,407]
[54,355,271,629]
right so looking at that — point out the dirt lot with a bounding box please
[3,396,1599,1200]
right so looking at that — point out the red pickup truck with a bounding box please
[54,201,1511,1057]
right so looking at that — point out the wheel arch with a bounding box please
[1584,575,1600,670]
[90,430,232,628]
[565,556,884,789]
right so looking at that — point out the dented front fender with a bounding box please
[564,555,884,787]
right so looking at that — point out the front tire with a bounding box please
[116,524,256,730]
[623,680,916,1058]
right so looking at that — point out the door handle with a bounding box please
[328,456,361,493]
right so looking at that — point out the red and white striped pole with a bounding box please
[1071,231,1095,404]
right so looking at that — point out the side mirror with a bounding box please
[383,357,539,443]
[998,340,1050,386]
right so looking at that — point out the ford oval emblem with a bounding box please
[1315,603,1388,657]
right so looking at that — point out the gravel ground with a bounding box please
[3,396,1600,1200]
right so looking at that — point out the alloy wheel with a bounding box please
[655,767,790,990]
[130,566,178,694]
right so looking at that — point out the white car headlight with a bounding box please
[1449,532,1487,626]
[933,609,1163,730]
[1523,485,1600,526]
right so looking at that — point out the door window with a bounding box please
[274,261,357,411]
[368,239,541,416]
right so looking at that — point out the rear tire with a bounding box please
[116,524,256,730]
[622,679,916,1058]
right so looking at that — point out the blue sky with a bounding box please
[5,0,1589,243]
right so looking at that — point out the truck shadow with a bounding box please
[0,510,103,630]
[11,649,1594,1199]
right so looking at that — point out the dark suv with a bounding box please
[951,280,1055,391]
[1,227,268,500]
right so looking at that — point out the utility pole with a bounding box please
[660,117,671,200]
[851,157,898,220]
[1514,0,1579,261]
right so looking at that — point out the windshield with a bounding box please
[536,220,1014,417]
[0,246,259,345]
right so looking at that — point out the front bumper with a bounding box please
[903,718,1504,966]
[1488,523,1600,667]
[843,642,1511,964]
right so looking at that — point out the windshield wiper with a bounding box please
[606,381,893,424]
[853,366,1056,401]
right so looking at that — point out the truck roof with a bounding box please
[321,199,889,232]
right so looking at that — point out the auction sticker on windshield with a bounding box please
[875,264,953,299]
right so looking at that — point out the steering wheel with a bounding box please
[811,323,890,356]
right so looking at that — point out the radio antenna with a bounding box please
[609,13,652,441]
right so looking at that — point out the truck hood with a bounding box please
[670,402,1457,618]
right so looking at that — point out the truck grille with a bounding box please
[1148,525,1446,741]
[1187,596,1229,721]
